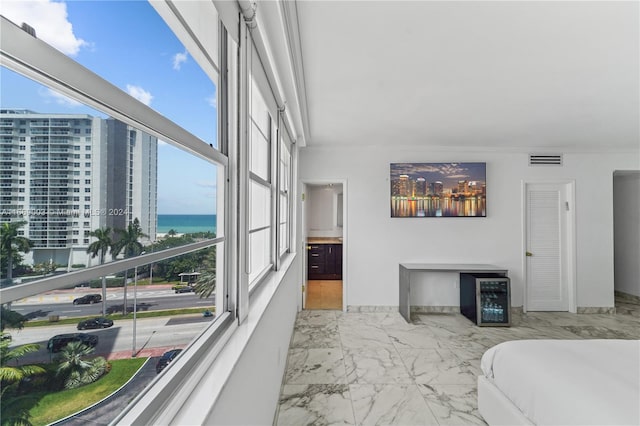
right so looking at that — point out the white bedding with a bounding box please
[480,339,640,426]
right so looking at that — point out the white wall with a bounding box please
[299,147,640,309]
[307,185,343,237]
[206,260,299,425]
[613,171,640,298]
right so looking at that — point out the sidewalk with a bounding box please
[106,344,186,360]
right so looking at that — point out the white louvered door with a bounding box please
[525,183,570,311]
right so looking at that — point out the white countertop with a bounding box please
[400,263,507,272]
[308,237,343,244]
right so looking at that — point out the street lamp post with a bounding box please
[149,242,154,285]
[132,250,146,358]
[132,265,138,358]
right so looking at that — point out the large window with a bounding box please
[0,0,226,343]
[247,78,273,287]
[278,128,292,257]
[0,1,222,268]
[245,35,295,288]
[1,1,297,423]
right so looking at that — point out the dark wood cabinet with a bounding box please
[308,243,342,280]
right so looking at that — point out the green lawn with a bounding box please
[28,357,147,426]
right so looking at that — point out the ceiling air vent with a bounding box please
[529,154,563,166]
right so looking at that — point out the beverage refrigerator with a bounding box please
[460,273,511,326]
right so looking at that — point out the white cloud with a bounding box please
[205,87,217,108]
[206,93,217,108]
[126,85,153,106]
[197,181,217,200]
[1,0,88,56]
[38,87,82,107]
[196,180,216,189]
[172,51,188,70]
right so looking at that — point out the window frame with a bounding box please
[245,35,294,289]
[0,12,229,330]
[247,76,274,290]
[2,2,299,422]
[0,16,225,167]
[277,122,293,260]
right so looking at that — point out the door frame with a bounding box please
[300,178,348,312]
[521,179,577,313]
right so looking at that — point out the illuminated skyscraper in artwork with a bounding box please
[431,181,443,195]
[392,174,410,196]
[415,177,427,196]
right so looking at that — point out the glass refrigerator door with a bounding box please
[479,280,510,325]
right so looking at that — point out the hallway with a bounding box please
[305,280,342,310]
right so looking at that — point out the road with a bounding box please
[11,287,215,320]
[9,315,213,364]
[6,286,216,363]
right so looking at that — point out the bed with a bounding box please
[478,339,640,425]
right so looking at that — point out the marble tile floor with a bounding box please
[275,299,640,425]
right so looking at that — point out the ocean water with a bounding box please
[157,214,216,234]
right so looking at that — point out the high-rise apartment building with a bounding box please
[105,118,157,243]
[0,109,157,270]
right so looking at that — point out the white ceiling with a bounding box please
[292,1,639,150]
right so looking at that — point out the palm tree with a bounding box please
[0,341,45,426]
[167,229,177,237]
[194,247,216,299]
[65,356,107,389]
[0,390,34,426]
[56,341,107,389]
[0,306,27,332]
[0,341,45,383]
[86,227,113,316]
[0,221,33,282]
[112,218,147,315]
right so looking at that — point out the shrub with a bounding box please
[88,278,125,288]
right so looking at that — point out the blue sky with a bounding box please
[0,0,218,214]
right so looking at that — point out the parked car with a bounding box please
[155,349,183,373]
[174,285,195,294]
[73,294,102,305]
[77,317,114,330]
[47,333,98,353]
[1,332,11,341]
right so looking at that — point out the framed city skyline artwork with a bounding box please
[390,162,487,217]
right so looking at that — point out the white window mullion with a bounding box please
[218,24,233,321]
[272,117,280,270]
[278,122,292,257]
[236,16,251,324]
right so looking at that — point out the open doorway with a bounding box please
[303,182,345,310]
[613,171,640,308]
